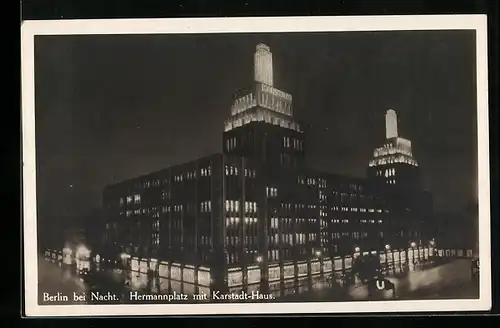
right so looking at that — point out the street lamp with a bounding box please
[410,241,416,269]
[384,244,391,273]
[256,256,263,263]
[315,250,322,257]
[429,239,436,259]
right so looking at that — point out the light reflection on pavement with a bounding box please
[37,257,88,304]
[342,258,478,300]
[38,255,478,305]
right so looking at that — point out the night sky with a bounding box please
[34,30,477,226]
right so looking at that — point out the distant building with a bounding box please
[102,44,432,291]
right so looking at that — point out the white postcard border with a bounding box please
[21,15,491,316]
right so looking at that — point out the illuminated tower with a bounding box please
[254,43,273,86]
[385,109,398,139]
[223,44,305,168]
[367,109,420,193]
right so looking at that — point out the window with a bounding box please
[201,166,212,177]
[201,201,212,213]
[134,194,141,204]
[266,187,278,197]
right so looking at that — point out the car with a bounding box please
[79,267,91,276]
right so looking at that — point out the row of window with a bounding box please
[225,236,258,246]
[226,137,237,152]
[121,194,141,206]
[266,187,278,197]
[200,201,212,212]
[115,166,217,193]
[223,165,257,178]
[269,233,316,245]
[225,217,258,226]
[282,136,304,150]
[174,170,198,182]
[332,231,371,239]
[225,200,257,213]
[225,165,238,176]
[377,168,396,177]
[118,189,379,211]
[331,206,384,213]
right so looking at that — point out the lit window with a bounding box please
[134,194,141,204]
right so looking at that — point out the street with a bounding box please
[280,258,479,301]
[346,258,479,300]
[37,255,478,305]
[37,257,88,305]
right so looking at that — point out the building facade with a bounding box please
[102,44,432,292]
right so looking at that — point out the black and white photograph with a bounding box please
[21,16,491,316]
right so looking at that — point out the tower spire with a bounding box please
[254,43,273,86]
[385,109,398,139]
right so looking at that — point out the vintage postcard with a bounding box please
[21,15,491,316]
